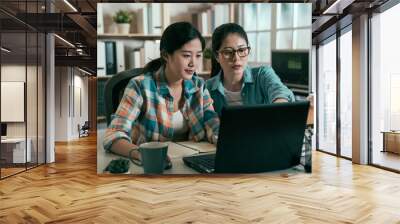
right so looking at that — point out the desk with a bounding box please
[1,138,31,163]
[382,131,400,154]
[97,130,307,174]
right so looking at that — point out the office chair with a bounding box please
[104,68,145,125]
[78,121,90,138]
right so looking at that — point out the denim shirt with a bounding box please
[206,66,295,116]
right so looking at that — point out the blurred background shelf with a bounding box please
[98,33,162,40]
[98,33,211,40]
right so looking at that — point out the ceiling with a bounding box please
[0,0,394,74]
[0,0,98,74]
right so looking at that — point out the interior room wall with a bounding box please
[1,64,39,139]
[54,66,69,141]
[1,63,46,166]
[72,72,89,138]
[54,67,89,141]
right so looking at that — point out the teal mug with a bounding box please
[134,142,169,174]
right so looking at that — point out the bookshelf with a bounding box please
[97,3,232,76]
[97,3,234,118]
[97,34,162,40]
[97,33,211,40]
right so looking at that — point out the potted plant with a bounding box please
[113,10,133,34]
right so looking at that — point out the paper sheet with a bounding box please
[166,142,199,159]
[174,141,216,153]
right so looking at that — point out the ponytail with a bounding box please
[210,54,221,77]
[143,58,164,73]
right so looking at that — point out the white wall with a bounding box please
[54,67,89,141]
[55,66,69,141]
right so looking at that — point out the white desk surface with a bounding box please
[1,137,27,143]
[97,130,305,175]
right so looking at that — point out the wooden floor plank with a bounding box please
[0,134,400,223]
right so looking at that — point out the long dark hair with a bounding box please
[144,22,205,73]
[210,23,249,77]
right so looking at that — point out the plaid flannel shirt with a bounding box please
[103,67,220,151]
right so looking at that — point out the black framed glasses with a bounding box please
[217,46,251,59]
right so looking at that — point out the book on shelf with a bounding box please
[97,41,106,76]
[105,41,117,75]
[207,9,213,34]
[161,3,170,32]
[143,40,160,65]
[102,41,126,75]
[136,7,148,34]
[148,3,162,35]
[116,42,125,73]
[97,79,107,117]
[127,41,160,69]
[192,11,210,35]
[97,4,104,34]
[128,49,142,69]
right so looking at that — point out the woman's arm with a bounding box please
[273,98,289,103]
[202,86,220,144]
[103,78,144,160]
[109,139,140,160]
[259,66,295,103]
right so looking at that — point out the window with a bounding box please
[276,4,312,50]
[371,3,400,171]
[339,29,352,158]
[242,3,272,64]
[241,3,311,64]
[317,37,337,155]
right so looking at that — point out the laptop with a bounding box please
[182,101,310,173]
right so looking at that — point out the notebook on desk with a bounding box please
[182,101,310,173]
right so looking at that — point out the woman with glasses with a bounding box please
[103,22,219,166]
[206,23,295,116]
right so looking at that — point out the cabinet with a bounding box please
[382,131,400,154]
[1,138,32,165]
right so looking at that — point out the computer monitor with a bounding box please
[1,123,7,138]
[271,50,309,89]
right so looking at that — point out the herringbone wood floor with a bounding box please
[1,134,400,223]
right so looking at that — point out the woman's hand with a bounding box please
[212,135,219,145]
[165,155,172,170]
[129,147,141,161]
[273,98,289,103]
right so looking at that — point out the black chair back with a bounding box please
[104,68,144,125]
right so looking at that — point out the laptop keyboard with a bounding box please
[194,154,215,168]
[183,154,215,173]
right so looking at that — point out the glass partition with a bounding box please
[371,4,400,171]
[0,5,28,177]
[339,28,352,158]
[317,36,337,155]
[0,0,46,179]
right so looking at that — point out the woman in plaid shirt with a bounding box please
[103,22,219,164]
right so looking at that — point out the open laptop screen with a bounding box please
[214,101,309,173]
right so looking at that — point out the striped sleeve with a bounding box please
[103,78,144,151]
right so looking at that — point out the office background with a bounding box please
[96,2,312,122]
[0,7,47,177]
[1,1,400,222]
[96,3,313,174]
[314,2,400,171]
